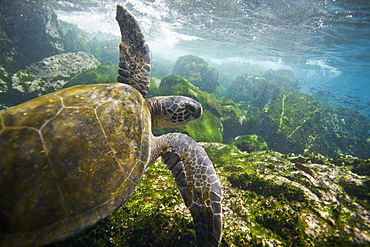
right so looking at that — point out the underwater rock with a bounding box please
[333,155,370,176]
[227,74,283,108]
[263,69,299,93]
[11,52,100,97]
[63,62,118,88]
[233,134,269,152]
[319,106,370,159]
[252,92,370,159]
[46,144,370,247]
[0,0,63,71]
[150,58,174,78]
[204,144,370,246]
[182,109,223,142]
[218,98,247,143]
[60,21,119,64]
[172,55,219,93]
[0,66,9,94]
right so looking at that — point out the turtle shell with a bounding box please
[0,83,151,246]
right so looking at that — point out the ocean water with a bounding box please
[55,0,370,118]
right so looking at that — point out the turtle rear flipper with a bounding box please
[158,133,223,247]
[116,5,150,96]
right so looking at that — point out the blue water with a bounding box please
[56,0,370,118]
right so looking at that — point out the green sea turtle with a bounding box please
[0,5,222,247]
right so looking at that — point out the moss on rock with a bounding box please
[219,98,247,143]
[252,92,370,159]
[11,52,100,97]
[227,74,283,109]
[262,69,299,93]
[202,144,370,246]
[45,143,370,247]
[233,134,269,152]
[172,55,219,93]
[183,109,223,142]
[63,62,118,88]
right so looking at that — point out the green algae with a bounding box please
[256,92,370,158]
[63,62,118,88]
[233,134,269,152]
[263,93,321,138]
[262,69,299,93]
[211,147,370,246]
[227,74,283,108]
[184,109,223,142]
[42,143,370,247]
[172,55,219,93]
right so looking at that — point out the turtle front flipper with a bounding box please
[156,133,223,247]
[116,5,150,96]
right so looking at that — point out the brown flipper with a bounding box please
[159,133,223,247]
[116,5,150,97]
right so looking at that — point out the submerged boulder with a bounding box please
[45,144,370,247]
[172,55,219,93]
[263,69,299,93]
[11,52,100,97]
[63,61,118,88]
[252,92,370,159]
[227,74,283,109]
[218,98,247,143]
[0,0,63,71]
[205,144,370,246]
[233,134,269,152]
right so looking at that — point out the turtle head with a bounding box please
[147,96,203,129]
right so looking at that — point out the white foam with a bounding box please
[305,59,341,77]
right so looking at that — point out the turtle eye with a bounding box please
[186,105,196,113]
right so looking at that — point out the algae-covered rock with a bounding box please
[319,106,370,159]
[219,98,247,143]
[0,0,63,71]
[11,52,100,97]
[60,21,119,64]
[203,144,370,246]
[227,74,283,109]
[183,110,223,142]
[333,155,370,176]
[172,55,219,93]
[47,144,370,247]
[0,66,9,94]
[63,62,118,88]
[233,134,269,152]
[253,92,370,159]
[253,93,370,158]
[263,69,299,93]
